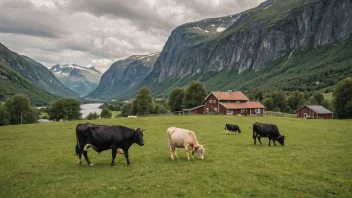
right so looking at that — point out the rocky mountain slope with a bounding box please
[50,64,102,96]
[116,0,352,100]
[0,43,79,100]
[86,53,159,100]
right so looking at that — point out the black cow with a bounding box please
[253,122,286,146]
[75,123,145,166]
[225,124,241,134]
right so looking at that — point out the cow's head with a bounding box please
[194,145,205,160]
[133,128,145,146]
[276,135,286,146]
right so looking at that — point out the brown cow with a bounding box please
[167,127,205,160]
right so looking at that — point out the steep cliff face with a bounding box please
[152,0,352,82]
[86,53,159,99]
[50,64,102,96]
[0,43,79,99]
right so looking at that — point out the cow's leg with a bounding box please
[268,138,271,146]
[170,146,175,160]
[75,143,81,164]
[173,147,179,159]
[273,139,277,146]
[123,149,130,165]
[258,136,263,145]
[191,150,195,160]
[111,145,117,166]
[253,132,257,144]
[83,144,93,166]
[185,147,191,160]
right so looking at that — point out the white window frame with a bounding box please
[214,107,218,112]
[241,109,246,113]
[213,100,217,103]
[255,109,260,114]
[209,100,212,104]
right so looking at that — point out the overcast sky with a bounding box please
[0,0,264,72]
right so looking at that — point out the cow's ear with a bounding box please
[142,128,145,132]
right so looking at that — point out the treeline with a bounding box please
[247,90,332,113]
[247,77,352,118]
[120,81,207,116]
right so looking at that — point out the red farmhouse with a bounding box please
[296,105,333,119]
[186,91,265,116]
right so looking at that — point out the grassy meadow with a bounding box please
[0,115,351,197]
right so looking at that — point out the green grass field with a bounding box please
[0,115,351,197]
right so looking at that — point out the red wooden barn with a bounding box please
[296,105,333,119]
[185,91,265,116]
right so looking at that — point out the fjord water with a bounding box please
[80,103,103,118]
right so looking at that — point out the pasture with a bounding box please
[0,115,351,197]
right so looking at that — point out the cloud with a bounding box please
[0,0,68,38]
[0,0,265,72]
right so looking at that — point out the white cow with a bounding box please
[167,127,205,160]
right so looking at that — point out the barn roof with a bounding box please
[298,105,333,114]
[220,102,264,109]
[203,91,249,104]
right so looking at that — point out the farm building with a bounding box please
[184,91,265,116]
[296,105,333,119]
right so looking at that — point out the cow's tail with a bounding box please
[224,125,227,130]
[239,127,241,133]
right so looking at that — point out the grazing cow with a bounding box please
[75,123,145,166]
[167,127,205,160]
[224,124,241,134]
[253,122,286,146]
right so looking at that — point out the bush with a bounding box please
[86,112,99,120]
[100,109,112,118]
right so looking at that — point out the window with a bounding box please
[227,110,233,114]
[213,100,217,103]
[209,100,212,104]
[241,109,246,113]
[214,108,218,112]
[255,109,260,114]
[206,108,209,112]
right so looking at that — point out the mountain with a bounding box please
[0,59,58,106]
[0,43,79,100]
[115,0,352,100]
[50,64,102,96]
[86,53,159,100]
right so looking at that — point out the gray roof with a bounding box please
[306,105,333,114]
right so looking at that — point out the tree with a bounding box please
[183,81,207,109]
[287,91,305,111]
[168,88,185,112]
[0,102,9,125]
[333,77,352,119]
[130,100,138,116]
[5,94,37,124]
[120,103,132,117]
[49,98,81,121]
[86,112,99,120]
[100,109,112,118]
[311,92,325,105]
[248,89,264,102]
[135,87,154,115]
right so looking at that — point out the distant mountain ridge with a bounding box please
[0,42,79,104]
[86,53,159,99]
[50,64,102,96]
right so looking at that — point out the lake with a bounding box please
[80,103,103,118]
